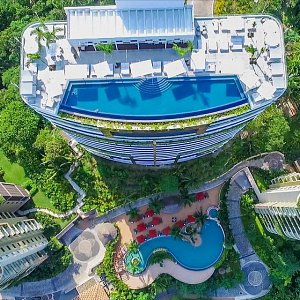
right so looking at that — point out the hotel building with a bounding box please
[0,182,30,213]
[255,173,300,240]
[0,183,48,289]
[20,0,286,166]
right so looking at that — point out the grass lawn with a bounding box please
[0,151,56,211]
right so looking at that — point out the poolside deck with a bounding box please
[20,15,286,116]
[112,185,221,289]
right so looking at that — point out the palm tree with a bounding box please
[31,23,47,49]
[148,197,164,214]
[127,240,139,254]
[193,210,208,226]
[126,207,140,222]
[170,225,182,240]
[179,187,194,207]
[43,27,63,47]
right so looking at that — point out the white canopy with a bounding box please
[91,61,111,78]
[239,70,260,90]
[265,32,280,47]
[49,70,66,85]
[191,50,205,71]
[64,64,89,79]
[221,17,244,31]
[257,81,276,100]
[47,82,63,98]
[130,60,154,77]
[163,59,187,78]
[262,19,278,35]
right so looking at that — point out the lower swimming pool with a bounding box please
[60,75,247,120]
[125,219,224,273]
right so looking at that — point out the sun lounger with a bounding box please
[208,39,218,52]
[121,62,130,76]
[152,61,162,74]
[272,75,285,89]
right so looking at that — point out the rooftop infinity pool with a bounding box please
[60,75,247,121]
[124,219,224,273]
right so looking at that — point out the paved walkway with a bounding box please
[124,262,215,289]
[0,152,284,299]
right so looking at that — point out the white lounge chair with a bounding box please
[270,62,284,76]
[272,75,285,89]
[218,38,229,52]
[152,61,162,74]
[208,39,218,52]
[121,63,130,76]
[212,20,219,32]
[230,36,244,51]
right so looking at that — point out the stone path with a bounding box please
[210,168,274,299]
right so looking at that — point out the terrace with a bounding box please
[20,8,286,122]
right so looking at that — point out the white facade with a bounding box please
[255,173,300,240]
[115,0,185,9]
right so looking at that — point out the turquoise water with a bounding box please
[61,76,247,120]
[209,208,219,218]
[126,219,224,272]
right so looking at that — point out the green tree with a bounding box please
[0,101,41,158]
[193,210,208,226]
[170,225,182,240]
[128,240,139,254]
[126,207,140,222]
[246,105,290,152]
[148,197,164,214]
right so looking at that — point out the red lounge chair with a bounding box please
[162,226,171,236]
[136,223,147,232]
[148,229,158,238]
[196,192,205,201]
[187,215,196,223]
[151,216,162,226]
[145,209,154,217]
[136,235,146,244]
[175,220,185,229]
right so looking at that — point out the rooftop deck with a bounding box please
[20,14,286,121]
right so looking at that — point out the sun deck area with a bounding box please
[20,0,286,123]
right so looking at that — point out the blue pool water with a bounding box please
[60,76,247,120]
[126,219,224,272]
[209,208,219,218]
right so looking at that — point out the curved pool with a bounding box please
[129,219,224,272]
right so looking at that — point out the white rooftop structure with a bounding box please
[64,64,89,80]
[115,0,185,9]
[64,3,194,43]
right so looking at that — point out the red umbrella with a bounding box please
[175,220,185,229]
[196,192,205,201]
[151,217,162,226]
[162,226,171,236]
[136,235,146,244]
[187,215,196,223]
[136,223,147,232]
[148,229,157,238]
[145,209,154,217]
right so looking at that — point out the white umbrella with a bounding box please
[265,32,280,47]
[257,81,276,100]
[130,60,154,77]
[163,59,187,78]
[191,50,205,71]
[239,70,260,90]
[91,61,112,78]
[65,64,89,79]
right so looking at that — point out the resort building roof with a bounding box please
[64,4,194,42]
